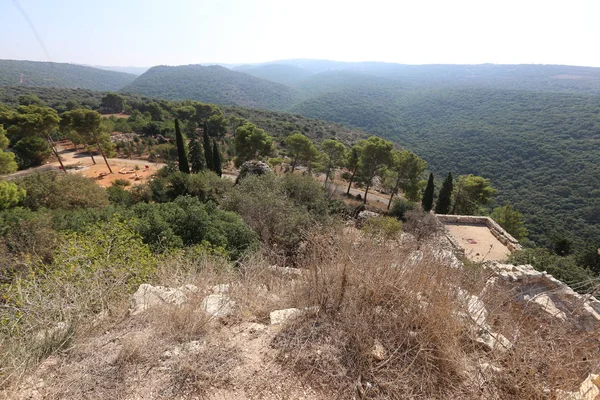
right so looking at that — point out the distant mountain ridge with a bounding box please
[120,64,300,110]
[0,59,137,91]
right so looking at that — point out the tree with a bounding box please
[490,204,528,241]
[435,172,453,214]
[61,109,114,173]
[188,133,205,173]
[451,174,496,215]
[203,121,214,171]
[358,136,393,203]
[383,149,427,209]
[285,132,319,173]
[174,119,189,174]
[422,173,435,212]
[13,136,51,168]
[1,105,66,172]
[100,93,125,113]
[212,140,222,177]
[0,181,26,210]
[0,126,18,174]
[345,144,362,195]
[321,139,347,185]
[234,122,273,167]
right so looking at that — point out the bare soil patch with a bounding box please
[444,223,511,262]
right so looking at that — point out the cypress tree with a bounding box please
[422,173,435,212]
[435,172,453,214]
[203,121,213,171]
[212,140,222,177]
[189,133,205,173]
[174,119,189,174]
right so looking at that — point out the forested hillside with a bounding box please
[121,65,300,110]
[292,86,600,246]
[0,60,137,91]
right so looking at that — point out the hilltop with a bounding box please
[0,59,137,91]
[121,64,300,110]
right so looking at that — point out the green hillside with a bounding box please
[0,59,137,91]
[121,65,299,110]
[233,64,313,86]
[291,85,600,246]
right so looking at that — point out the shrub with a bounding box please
[17,172,109,210]
[388,197,417,221]
[107,185,135,206]
[223,174,315,258]
[362,216,403,240]
[280,173,328,216]
[113,179,131,187]
[402,209,442,241]
[0,181,26,210]
[130,196,257,258]
[508,248,595,293]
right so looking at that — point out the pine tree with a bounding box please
[212,140,222,177]
[175,119,189,174]
[435,172,453,214]
[188,133,205,173]
[203,121,213,171]
[422,173,435,212]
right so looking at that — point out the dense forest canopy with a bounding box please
[0,60,137,91]
[120,64,300,110]
[1,58,600,248]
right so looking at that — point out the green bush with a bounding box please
[17,172,108,211]
[362,216,403,240]
[0,181,26,210]
[280,173,329,216]
[389,198,417,221]
[130,196,257,258]
[223,174,321,258]
[508,248,595,293]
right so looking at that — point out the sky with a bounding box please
[1,0,599,68]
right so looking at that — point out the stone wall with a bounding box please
[435,214,523,252]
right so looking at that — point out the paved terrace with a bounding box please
[436,215,522,262]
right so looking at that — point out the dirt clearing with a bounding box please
[444,222,511,262]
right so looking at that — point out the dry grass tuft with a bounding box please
[271,227,600,399]
[171,340,242,396]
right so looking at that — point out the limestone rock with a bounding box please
[235,161,272,184]
[557,374,600,400]
[369,339,386,361]
[130,284,198,316]
[524,293,567,321]
[202,293,235,317]
[476,329,512,353]
[270,308,303,325]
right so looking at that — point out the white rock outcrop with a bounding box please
[130,284,198,316]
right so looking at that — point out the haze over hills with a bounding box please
[120,64,300,110]
[0,59,137,91]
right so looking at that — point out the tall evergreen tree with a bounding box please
[212,140,222,177]
[188,133,205,173]
[435,172,453,214]
[422,173,435,212]
[174,119,189,173]
[203,121,213,171]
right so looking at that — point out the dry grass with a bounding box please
[171,340,242,396]
[270,227,600,399]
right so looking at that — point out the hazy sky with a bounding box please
[1,0,599,67]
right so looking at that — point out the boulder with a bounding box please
[235,161,272,184]
[202,293,235,317]
[557,374,600,400]
[130,284,198,316]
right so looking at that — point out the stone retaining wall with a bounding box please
[435,214,523,252]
